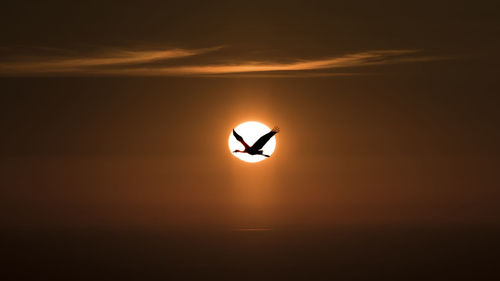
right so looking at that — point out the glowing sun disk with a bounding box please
[228,121,277,163]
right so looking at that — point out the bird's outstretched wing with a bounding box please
[233,129,250,149]
[252,126,280,150]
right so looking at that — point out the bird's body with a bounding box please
[232,127,280,157]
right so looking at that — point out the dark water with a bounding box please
[2,225,499,281]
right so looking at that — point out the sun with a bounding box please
[228,121,277,163]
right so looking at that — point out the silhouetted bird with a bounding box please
[232,127,280,157]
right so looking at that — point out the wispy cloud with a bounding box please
[115,50,441,76]
[0,46,222,74]
[0,47,443,77]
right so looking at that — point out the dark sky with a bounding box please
[1,1,499,280]
[1,0,500,226]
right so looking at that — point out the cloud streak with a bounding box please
[0,47,443,77]
[116,50,441,77]
[0,46,222,74]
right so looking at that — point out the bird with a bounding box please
[232,126,280,157]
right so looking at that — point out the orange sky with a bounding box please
[1,77,498,230]
[0,1,499,231]
[1,2,500,279]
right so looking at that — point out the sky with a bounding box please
[1,1,499,279]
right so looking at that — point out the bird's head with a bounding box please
[233,149,243,153]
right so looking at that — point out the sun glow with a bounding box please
[228,121,277,163]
